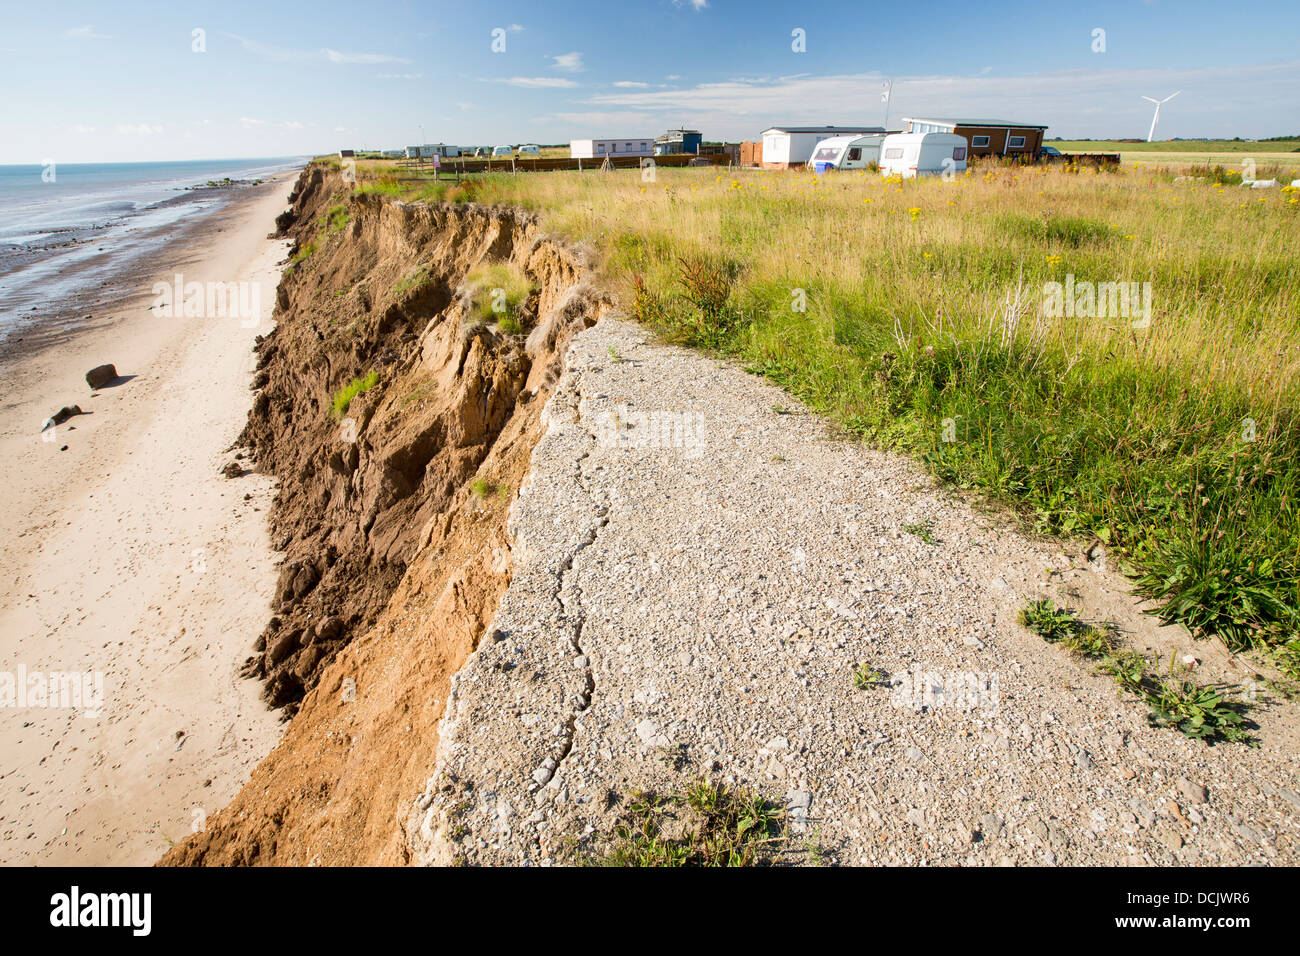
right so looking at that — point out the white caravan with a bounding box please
[806,134,886,172]
[878,132,969,178]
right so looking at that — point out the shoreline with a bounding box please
[0,166,302,864]
[0,176,290,365]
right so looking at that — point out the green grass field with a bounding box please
[345,158,1300,676]
[1056,140,1300,171]
[1056,139,1300,153]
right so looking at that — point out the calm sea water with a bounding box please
[0,158,307,349]
[0,158,305,245]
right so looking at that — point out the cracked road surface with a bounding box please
[407,318,1300,866]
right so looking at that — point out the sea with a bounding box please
[0,157,307,351]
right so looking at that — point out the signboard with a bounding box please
[432,154,441,169]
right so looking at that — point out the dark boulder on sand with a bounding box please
[85,364,117,388]
[43,405,82,429]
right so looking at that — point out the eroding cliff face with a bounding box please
[161,166,611,864]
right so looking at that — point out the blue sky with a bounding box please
[2,0,1298,162]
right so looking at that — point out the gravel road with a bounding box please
[408,317,1300,866]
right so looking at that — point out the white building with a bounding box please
[569,137,654,159]
[404,144,460,159]
[759,125,886,168]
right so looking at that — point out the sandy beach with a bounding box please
[0,169,299,864]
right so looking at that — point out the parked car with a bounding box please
[1039,145,1063,159]
[878,132,968,178]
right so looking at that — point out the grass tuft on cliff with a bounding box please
[331,371,379,419]
[465,261,533,331]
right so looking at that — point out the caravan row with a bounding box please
[807,132,968,178]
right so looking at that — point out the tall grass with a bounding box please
[464,261,533,332]
[350,160,1300,661]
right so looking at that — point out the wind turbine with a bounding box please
[1141,91,1180,142]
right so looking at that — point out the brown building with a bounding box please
[900,117,1048,158]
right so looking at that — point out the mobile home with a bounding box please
[878,132,968,179]
[806,134,886,172]
[654,129,703,155]
[569,138,654,159]
[901,118,1047,159]
[404,144,460,159]
[759,125,886,169]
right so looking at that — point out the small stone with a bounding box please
[1177,778,1208,805]
[635,720,666,747]
[532,766,553,785]
[1155,823,1184,851]
[786,791,812,820]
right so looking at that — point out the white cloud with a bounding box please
[673,0,709,10]
[71,124,97,134]
[323,48,409,64]
[223,33,406,65]
[65,25,111,39]
[585,61,1300,140]
[377,72,425,79]
[612,81,649,88]
[116,123,164,135]
[239,117,266,128]
[508,24,525,33]
[549,52,584,72]
[498,76,579,88]
[547,110,661,130]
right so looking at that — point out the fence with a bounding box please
[393,152,734,177]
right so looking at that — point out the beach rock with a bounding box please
[43,405,82,429]
[221,462,244,478]
[85,364,117,388]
